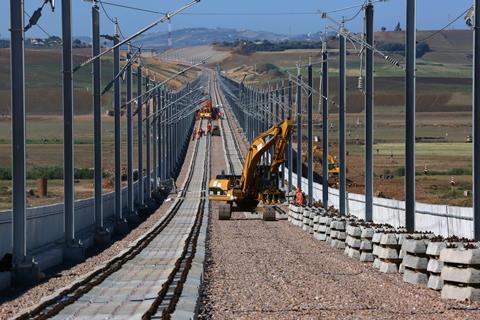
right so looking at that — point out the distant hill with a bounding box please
[134,27,288,49]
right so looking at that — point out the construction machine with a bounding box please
[197,99,219,120]
[312,145,340,176]
[209,119,294,221]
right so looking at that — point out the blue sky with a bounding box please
[0,0,474,39]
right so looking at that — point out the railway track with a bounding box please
[15,121,210,320]
[210,73,244,176]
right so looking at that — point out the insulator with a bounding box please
[357,76,364,91]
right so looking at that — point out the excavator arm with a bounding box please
[240,119,294,194]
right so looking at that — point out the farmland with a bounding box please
[0,48,199,210]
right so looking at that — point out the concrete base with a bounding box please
[441,265,480,284]
[314,233,327,241]
[0,271,11,290]
[347,248,361,260]
[373,258,381,269]
[378,247,400,260]
[360,240,372,251]
[440,248,480,265]
[427,242,447,257]
[379,261,399,274]
[360,252,374,262]
[441,284,480,301]
[64,243,86,263]
[35,248,63,271]
[428,274,443,290]
[114,219,130,236]
[403,254,428,270]
[94,228,112,246]
[14,261,41,286]
[403,268,428,286]
[427,258,443,273]
[331,240,346,249]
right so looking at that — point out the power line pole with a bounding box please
[113,19,127,235]
[365,1,374,222]
[126,50,135,222]
[339,25,347,216]
[288,80,293,193]
[145,76,152,201]
[92,1,110,244]
[405,0,416,232]
[322,43,329,208]
[281,83,286,189]
[296,68,303,191]
[307,59,314,205]
[153,86,158,190]
[137,65,144,209]
[11,0,37,283]
[62,0,84,261]
[474,0,480,240]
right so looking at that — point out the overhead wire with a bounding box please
[417,7,471,43]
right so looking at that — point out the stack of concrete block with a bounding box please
[440,247,480,301]
[302,207,311,232]
[289,205,303,227]
[345,223,362,260]
[314,215,332,241]
[307,208,318,234]
[377,233,403,273]
[426,241,446,290]
[402,238,430,286]
[287,204,295,224]
[372,229,385,269]
[330,219,347,249]
[312,208,323,235]
[359,225,375,262]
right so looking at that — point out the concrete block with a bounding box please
[34,248,63,271]
[380,234,399,246]
[403,268,428,286]
[441,265,480,284]
[372,244,381,256]
[373,258,381,269]
[346,225,362,237]
[325,227,331,235]
[403,254,428,270]
[399,249,406,259]
[331,240,345,249]
[319,216,332,224]
[379,261,399,274]
[313,216,320,223]
[346,237,361,249]
[403,239,428,255]
[326,237,332,245]
[440,248,480,265]
[314,233,327,241]
[399,263,405,274]
[441,284,480,301]
[378,247,400,260]
[0,272,11,291]
[427,258,443,274]
[317,225,327,233]
[360,252,374,262]
[331,231,346,240]
[360,227,374,239]
[360,240,372,251]
[428,274,444,291]
[348,249,361,260]
[302,224,308,232]
[372,232,384,244]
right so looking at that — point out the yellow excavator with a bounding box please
[312,146,340,176]
[209,119,294,221]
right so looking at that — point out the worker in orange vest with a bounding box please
[296,187,305,206]
[192,128,197,141]
[197,128,204,140]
